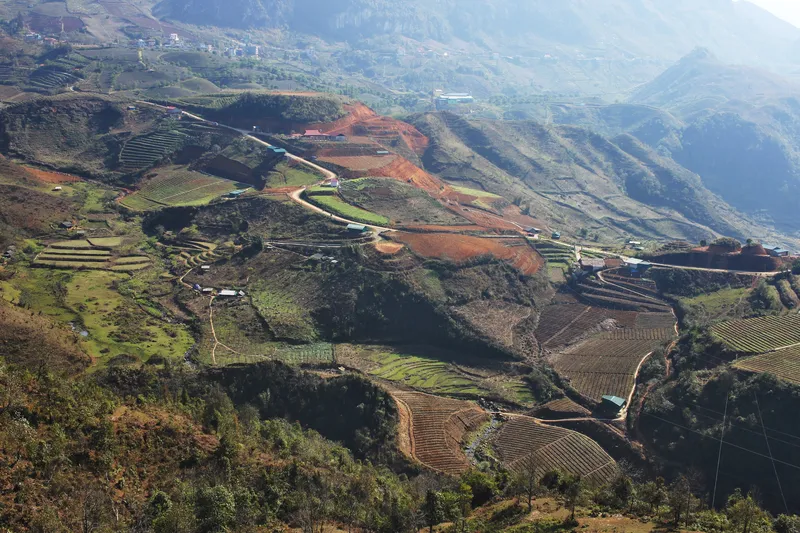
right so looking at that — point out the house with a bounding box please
[60,221,74,229]
[270,147,287,156]
[376,150,390,155]
[303,130,330,141]
[218,290,238,297]
[227,189,249,198]
[347,223,369,233]
[127,105,137,111]
[202,288,214,294]
[765,245,790,257]
[626,240,641,246]
[53,186,62,191]
[323,178,340,188]
[601,395,626,413]
[604,258,624,269]
[435,93,475,110]
[580,258,606,273]
[169,33,179,42]
[333,134,347,142]
[525,227,542,236]
[193,284,202,291]
[551,231,561,240]
[201,265,211,271]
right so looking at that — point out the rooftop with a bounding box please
[602,395,626,408]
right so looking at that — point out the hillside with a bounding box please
[155,0,800,68]
[411,112,793,246]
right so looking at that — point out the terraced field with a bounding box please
[551,337,666,401]
[531,398,591,420]
[393,391,489,475]
[366,352,490,396]
[27,67,81,92]
[492,415,617,486]
[711,314,800,354]
[33,240,152,272]
[122,169,241,210]
[734,345,800,384]
[119,130,189,172]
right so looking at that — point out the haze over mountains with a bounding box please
[158,0,800,65]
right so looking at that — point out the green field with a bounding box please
[711,314,800,354]
[451,185,501,198]
[121,168,243,210]
[305,193,389,226]
[64,271,194,363]
[264,162,321,188]
[365,350,490,396]
[250,283,318,342]
[680,287,752,324]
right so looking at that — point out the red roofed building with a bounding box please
[303,130,330,141]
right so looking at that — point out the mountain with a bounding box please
[410,112,796,246]
[156,0,800,66]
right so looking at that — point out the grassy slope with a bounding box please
[305,191,390,225]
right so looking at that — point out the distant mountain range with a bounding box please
[157,0,800,66]
[539,48,800,241]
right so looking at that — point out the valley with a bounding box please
[2,3,800,531]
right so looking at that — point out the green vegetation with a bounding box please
[452,185,502,198]
[366,350,490,396]
[264,161,321,187]
[305,191,390,225]
[250,282,319,342]
[679,287,752,325]
[121,168,242,210]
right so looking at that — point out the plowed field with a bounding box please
[711,314,800,354]
[493,415,617,486]
[393,391,489,475]
[24,167,81,183]
[391,233,543,275]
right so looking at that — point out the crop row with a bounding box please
[545,307,638,348]
[28,68,79,90]
[394,391,489,475]
[553,354,643,375]
[535,304,589,344]
[598,328,673,340]
[734,345,800,385]
[564,337,661,358]
[558,372,635,402]
[493,416,570,465]
[711,314,800,353]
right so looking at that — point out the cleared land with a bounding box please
[363,351,490,396]
[393,391,489,475]
[339,178,469,226]
[711,314,800,354]
[492,415,617,486]
[121,168,241,210]
[734,345,800,384]
[392,233,543,275]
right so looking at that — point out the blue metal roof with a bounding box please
[602,395,626,407]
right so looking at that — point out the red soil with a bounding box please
[24,167,81,183]
[391,233,543,275]
[317,103,430,157]
[374,241,405,255]
[398,225,481,233]
[369,157,445,194]
[318,154,397,171]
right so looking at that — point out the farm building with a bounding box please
[201,265,211,271]
[435,93,475,110]
[347,224,370,233]
[551,231,561,240]
[323,178,340,188]
[764,245,790,257]
[53,186,62,191]
[270,147,287,156]
[525,227,542,235]
[303,130,330,141]
[227,189,249,198]
[202,288,214,294]
[604,258,623,269]
[580,258,606,273]
[602,395,626,414]
[218,290,239,297]
[60,221,74,229]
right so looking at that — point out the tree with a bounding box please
[196,486,236,533]
[668,475,692,526]
[511,458,539,513]
[610,474,635,512]
[792,259,800,276]
[561,475,584,522]
[423,490,444,533]
[461,469,498,508]
[775,514,800,533]
[640,477,667,514]
[727,491,772,533]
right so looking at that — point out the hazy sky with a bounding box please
[747,0,800,27]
